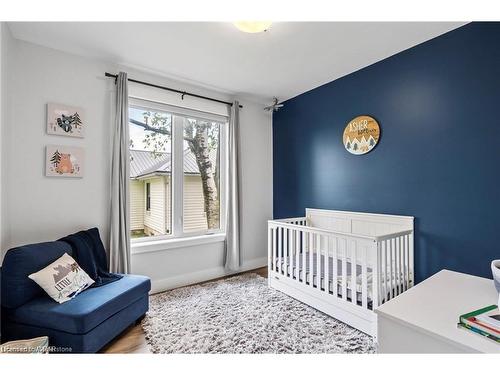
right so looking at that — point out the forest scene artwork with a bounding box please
[45,145,84,178]
[47,103,85,137]
[343,115,380,155]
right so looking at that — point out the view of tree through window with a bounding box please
[183,118,220,232]
[129,107,172,239]
[129,104,224,239]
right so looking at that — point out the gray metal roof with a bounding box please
[130,149,217,179]
[130,150,170,178]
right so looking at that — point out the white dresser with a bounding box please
[375,269,500,353]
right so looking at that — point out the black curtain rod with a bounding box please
[105,72,242,108]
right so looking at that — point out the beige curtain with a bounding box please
[224,101,241,270]
[109,72,131,273]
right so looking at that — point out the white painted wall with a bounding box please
[2,39,114,251]
[0,23,3,259]
[1,35,273,291]
[0,24,14,259]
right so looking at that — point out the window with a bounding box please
[145,183,151,212]
[129,99,226,241]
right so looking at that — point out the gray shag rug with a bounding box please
[142,273,376,354]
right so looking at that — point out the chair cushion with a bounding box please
[1,241,74,309]
[5,274,150,334]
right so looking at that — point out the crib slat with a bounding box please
[302,230,306,284]
[278,227,282,275]
[295,230,300,281]
[385,239,389,300]
[399,236,403,294]
[388,239,394,299]
[283,227,287,276]
[403,235,408,291]
[288,229,292,277]
[400,236,404,293]
[332,237,338,296]
[294,229,298,279]
[288,228,292,277]
[394,236,399,296]
[291,229,294,278]
[405,234,410,290]
[387,238,392,299]
[394,236,398,295]
[325,236,330,294]
[394,237,398,295]
[351,240,357,305]
[290,229,299,279]
[309,232,314,288]
[284,228,291,276]
[347,241,357,304]
[383,240,388,303]
[342,239,347,300]
[362,245,368,309]
[316,234,322,291]
[406,234,413,289]
[373,242,380,309]
[409,232,414,287]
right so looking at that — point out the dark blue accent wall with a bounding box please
[273,22,500,283]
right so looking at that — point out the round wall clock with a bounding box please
[343,115,380,155]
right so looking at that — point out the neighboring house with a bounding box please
[130,149,215,236]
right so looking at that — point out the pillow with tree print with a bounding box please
[28,253,94,303]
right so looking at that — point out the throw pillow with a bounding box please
[28,253,94,303]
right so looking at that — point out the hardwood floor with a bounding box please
[101,267,268,353]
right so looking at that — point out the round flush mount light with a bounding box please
[233,21,272,33]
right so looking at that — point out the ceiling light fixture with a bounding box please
[233,21,272,33]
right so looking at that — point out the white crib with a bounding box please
[268,209,414,337]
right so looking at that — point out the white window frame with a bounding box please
[129,97,227,245]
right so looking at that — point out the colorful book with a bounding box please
[458,322,500,344]
[466,316,500,337]
[475,306,500,330]
[458,305,500,343]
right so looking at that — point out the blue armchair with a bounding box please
[1,241,150,353]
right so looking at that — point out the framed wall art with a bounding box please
[47,103,85,138]
[45,145,84,178]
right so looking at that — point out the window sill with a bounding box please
[131,233,226,255]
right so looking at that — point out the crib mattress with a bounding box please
[274,252,406,305]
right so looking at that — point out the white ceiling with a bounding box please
[8,22,465,103]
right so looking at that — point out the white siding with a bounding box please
[144,177,166,235]
[129,175,213,235]
[130,180,144,231]
[183,175,209,232]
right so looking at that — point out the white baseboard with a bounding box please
[150,257,267,294]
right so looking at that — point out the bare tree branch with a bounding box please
[130,118,170,136]
[129,118,194,142]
